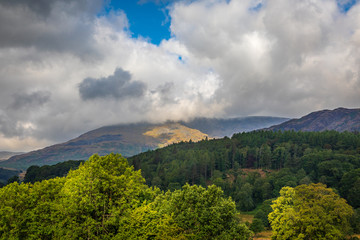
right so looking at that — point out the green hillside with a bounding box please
[129,130,360,210]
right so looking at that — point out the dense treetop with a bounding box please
[0,153,252,240]
[269,183,353,240]
[128,130,360,208]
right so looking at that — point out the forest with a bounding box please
[128,130,360,235]
[0,154,252,239]
[1,130,360,239]
[129,131,360,207]
[0,168,21,187]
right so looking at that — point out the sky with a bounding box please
[0,0,360,152]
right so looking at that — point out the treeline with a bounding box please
[10,130,360,234]
[0,154,252,239]
[130,130,360,186]
[0,168,21,187]
[0,160,83,188]
[23,160,84,183]
[17,131,360,211]
[1,153,357,239]
[128,131,360,211]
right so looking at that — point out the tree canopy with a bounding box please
[269,183,354,240]
[0,153,252,239]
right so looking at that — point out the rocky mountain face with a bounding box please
[267,108,360,132]
[0,117,288,170]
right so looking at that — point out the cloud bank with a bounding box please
[0,0,359,151]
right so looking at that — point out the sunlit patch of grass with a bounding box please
[239,214,254,223]
[253,230,272,239]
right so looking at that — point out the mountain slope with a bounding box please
[0,116,288,170]
[0,151,24,162]
[268,107,360,132]
[0,123,205,169]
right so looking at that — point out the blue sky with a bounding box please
[337,0,359,12]
[110,0,359,45]
[109,1,172,44]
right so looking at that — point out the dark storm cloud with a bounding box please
[1,0,103,17]
[79,68,146,100]
[9,91,51,110]
[0,0,103,57]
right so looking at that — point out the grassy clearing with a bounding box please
[253,230,272,239]
[239,214,254,223]
[239,213,272,239]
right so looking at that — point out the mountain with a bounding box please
[0,116,288,170]
[267,107,360,132]
[182,116,289,137]
[0,151,24,162]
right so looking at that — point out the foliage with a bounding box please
[116,202,184,240]
[250,218,264,233]
[0,177,65,239]
[128,130,360,212]
[269,183,354,240]
[6,175,20,185]
[24,160,84,183]
[152,184,252,240]
[253,199,273,228]
[22,131,360,214]
[0,167,20,185]
[351,208,360,234]
[56,153,148,239]
[5,130,360,236]
[0,153,252,239]
[12,130,360,234]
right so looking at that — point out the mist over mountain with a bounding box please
[2,107,360,171]
[182,116,289,137]
[0,116,288,170]
[0,152,25,162]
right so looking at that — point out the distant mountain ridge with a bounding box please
[0,116,288,170]
[267,107,360,132]
[0,151,24,162]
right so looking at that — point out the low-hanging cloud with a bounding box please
[79,68,147,100]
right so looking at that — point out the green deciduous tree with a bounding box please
[0,153,254,239]
[153,184,252,240]
[269,183,354,240]
[0,177,65,239]
[116,202,184,239]
[57,153,149,239]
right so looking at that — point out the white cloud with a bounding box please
[0,0,360,151]
[169,0,360,116]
